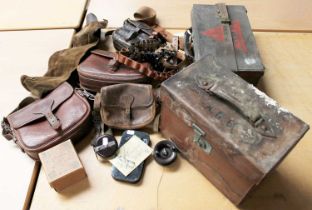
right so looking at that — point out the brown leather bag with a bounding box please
[2,82,91,160]
[78,50,149,92]
[95,83,155,129]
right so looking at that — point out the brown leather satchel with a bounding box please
[95,83,155,129]
[78,50,149,92]
[2,82,91,160]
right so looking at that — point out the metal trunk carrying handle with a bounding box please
[197,76,277,139]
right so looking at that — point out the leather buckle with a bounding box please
[34,99,61,130]
[121,95,134,120]
[44,110,61,130]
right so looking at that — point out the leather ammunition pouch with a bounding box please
[95,83,155,129]
[112,18,163,51]
[78,50,150,92]
[1,82,91,160]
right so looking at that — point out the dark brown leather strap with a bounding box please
[94,93,101,112]
[133,6,184,49]
[134,6,157,25]
[91,49,120,71]
[153,25,185,49]
[114,52,177,81]
[33,99,61,130]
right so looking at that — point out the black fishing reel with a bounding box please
[153,140,179,166]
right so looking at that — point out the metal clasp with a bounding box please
[192,123,212,154]
[76,88,95,100]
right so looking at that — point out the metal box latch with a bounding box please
[192,123,212,154]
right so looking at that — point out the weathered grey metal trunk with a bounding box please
[192,3,264,84]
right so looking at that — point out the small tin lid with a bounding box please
[153,140,178,166]
[93,134,118,159]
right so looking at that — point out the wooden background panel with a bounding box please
[87,0,312,31]
[0,29,74,210]
[0,0,87,31]
[30,32,312,210]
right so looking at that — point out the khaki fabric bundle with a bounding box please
[21,20,107,97]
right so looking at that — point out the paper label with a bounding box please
[126,130,135,135]
[109,135,152,176]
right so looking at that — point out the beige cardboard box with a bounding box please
[39,140,87,192]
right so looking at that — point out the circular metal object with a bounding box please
[93,134,118,160]
[153,140,178,166]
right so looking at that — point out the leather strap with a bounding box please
[41,110,61,130]
[114,52,177,81]
[94,93,101,112]
[91,49,120,71]
[91,93,113,146]
[184,28,194,59]
[133,6,184,49]
[153,25,184,49]
[87,48,188,81]
[33,99,61,130]
[121,95,134,120]
[198,77,276,138]
[134,6,157,25]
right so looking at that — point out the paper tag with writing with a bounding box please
[109,135,152,176]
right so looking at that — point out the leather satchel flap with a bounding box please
[7,82,73,129]
[100,83,155,129]
[78,49,146,77]
[101,84,154,108]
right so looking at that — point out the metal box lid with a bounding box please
[161,55,309,174]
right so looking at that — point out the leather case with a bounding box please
[95,83,155,129]
[3,82,91,160]
[78,50,149,92]
[112,18,161,51]
[159,55,309,205]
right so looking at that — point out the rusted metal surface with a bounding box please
[159,56,309,204]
